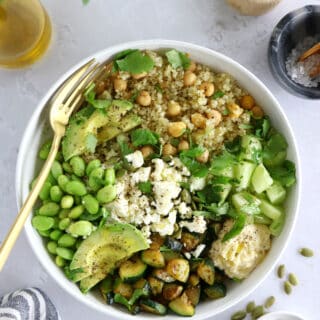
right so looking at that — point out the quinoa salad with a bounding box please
[31,49,296,316]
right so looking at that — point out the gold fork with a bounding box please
[0,58,106,271]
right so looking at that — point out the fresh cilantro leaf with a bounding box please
[222,108,230,115]
[112,99,133,109]
[116,50,154,75]
[263,132,288,164]
[131,128,159,147]
[165,49,191,70]
[223,213,246,242]
[193,202,229,220]
[197,184,223,204]
[85,133,97,153]
[155,84,163,93]
[84,83,112,109]
[170,138,180,147]
[118,141,133,157]
[114,49,138,60]
[268,160,296,187]
[210,151,236,175]
[179,147,209,178]
[239,123,253,130]
[130,89,140,103]
[138,181,152,194]
[212,91,225,99]
[225,136,241,154]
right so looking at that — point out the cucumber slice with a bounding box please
[214,166,234,178]
[232,192,261,215]
[235,161,256,191]
[240,135,262,162]
[266,181,286,204]
[269,212,285,236]
[264,150,287,167]
[217,183,232,204]
[259,198,282,220]
[251,163,273,193]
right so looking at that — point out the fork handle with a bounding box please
[0,134,62,271]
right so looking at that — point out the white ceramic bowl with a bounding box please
[15,40,301,319]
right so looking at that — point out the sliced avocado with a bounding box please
[97,113,142,143]
[62,101,133,161]
[70,223,149,292]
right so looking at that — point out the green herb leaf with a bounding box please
[85,133,97,153]
[84,83,112,109]
[268,160,296,188]
[131,128,159,147]
[114,49,138,61]
[212,91,225,99]
[138,181,152,194]
[197,184,222,204]
[179,147,209,178]
[165,49,191,70]
[263,132,288,163]
[118,141,133,157]
[223,213,246,242]
[116,50,154,75]
[210,151,236,175]
[160,245,172,252]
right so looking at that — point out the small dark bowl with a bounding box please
[268,5,320,99]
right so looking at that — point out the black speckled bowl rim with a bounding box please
[268,5,320,99]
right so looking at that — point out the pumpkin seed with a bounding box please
[288,273,298,286]
[246,301,255,313]
[252,305,264,318]
[284,281,292,295]
[277,264,285,278]
[231,310,246,320]
[264,296,276,308]
[299,247,314,257]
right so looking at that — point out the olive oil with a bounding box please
[0,0,51,68]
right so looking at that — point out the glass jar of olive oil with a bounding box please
[0,0,51,68]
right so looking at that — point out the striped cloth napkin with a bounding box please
[0,288,60,320]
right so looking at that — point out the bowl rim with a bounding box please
[268,5,320,99]
[15,39,301,320]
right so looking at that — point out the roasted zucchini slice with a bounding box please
[181,232,201,251]
[113,278,133,299]
[140,299,167,315]
[164,237,183,252]
[119,257,147,283]
[148,276,164,296]
[168,292,195,316]
[162,283,183,301]
[204,283,227,299]
[184,285,201,306]
[99,276,113,301]
[141,249,165,268]
[197,258,215,285]
[166,258,190,283]
[152,269,176,283]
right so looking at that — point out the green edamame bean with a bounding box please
[70,156,86,177]
[60,195,74,209]
[38,141,52,160]
[65,181,87,196]
[47,241,58,254]
[50,229,63,241]
[86,159,101,176]
[39,202,60,216]
[38,229,51,237]
[96,185,117,204]
[82,194,99,215]
[88,167,104,191]
[58,209,70,219]
[71,174,82,182]
[68,221,93,237]
[56,247,74,260]
[51,160,63,180]
[39,181,52,201]
[32,216,55,231]
[74,196,81,205]
[55,255,66,267]
[46,172,57,185]
[105,167,115,185]
[68,205,85,219]
[58,175,70,192]
[50,185,63,202]
[62,162,73,174]
[58,234,76,248]
[59,218,71,230]
[53,217,60,229]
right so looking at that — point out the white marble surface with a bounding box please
[0,0,319,319]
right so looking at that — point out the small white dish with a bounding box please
[260,311,305,320]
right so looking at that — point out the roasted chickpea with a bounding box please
[252,105,264,118]
[191,113,207,129]
[163,143,178,156]
[240,95,255,110]
[187,61,196,72]
[168,122,187,137]
[199,82,215,97]
[140,145,154,158]
[132,72,147,80]
[184,71,197,86]
[227,103,243,119]
[113,78,127,92]
[206,109,222,126]
[196,149,209,163]
[95,80,106,95]
[136,91,152,106]
[167,100,181,117]
[178,140,189,151]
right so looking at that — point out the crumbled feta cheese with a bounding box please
[131,167,151,185]
[151,210,177,237]
[179,216,207,234]
[177,202,192,219]
[191,244,206,258]
[189,177,206,192]
[125,150,144,168]
[152,158,165,181]
[153,181,181,216]
[184,252,192,260]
